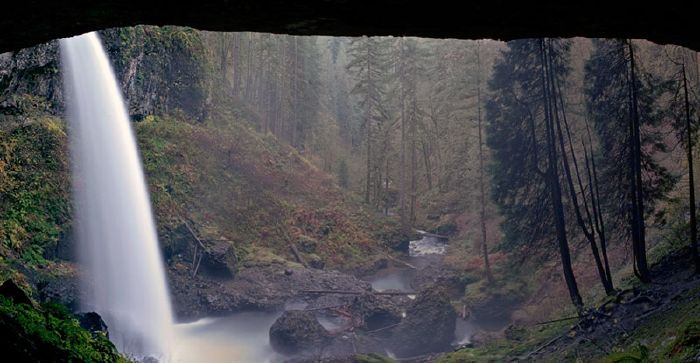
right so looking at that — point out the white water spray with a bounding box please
[61,32,174,358]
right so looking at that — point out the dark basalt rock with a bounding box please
[0,280,33,306]
[389,285,457,357]
[76,312,109,336]
[2,1,699,55]
[0,41,62,115]
[269,310,330,355]
[199,240,238,279]
[1,27,207,121]
[36,273,80,311]
[349,293,402,331]
[411,264,465,298]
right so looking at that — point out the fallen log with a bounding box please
[366,322,400,334]
[385,254,417,269]
[535,315,579,325]
[303,304,348,312]
[300,289,416,296]
[416,230,449,240]
[288,241,309,268]
[184,221,207,249]
[276,225,309,268]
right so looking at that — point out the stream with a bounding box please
[169,232,512,362]
[368,231,513,346]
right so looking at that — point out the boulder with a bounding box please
[76,312,109,336]
[389,286,456,357]
[269,310,330,354]
[0,280,33,306]
[411,265,465,297]
[349,294,402,331]
[307,254,325,270]
[392,238,410,252]
[200,240,237,279]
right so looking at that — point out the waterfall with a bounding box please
[61,32,174,358]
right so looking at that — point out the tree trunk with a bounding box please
[245,34,254,101]
[410,104,417,225]
[628,39,651,283]
[548,49,613,294]
[365,42,372,204]
[583,121,614,287]
[682,62,700,274]
[385,157,390,215]
[541,39,583,313]
[232,33,241,96]
[421,138,433,189]
[476,42,494,283]
[399,42,408,231]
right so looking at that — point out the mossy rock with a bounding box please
[0,294,128,362]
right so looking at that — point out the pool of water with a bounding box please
[370,267,414,292]
[172,312,284,363]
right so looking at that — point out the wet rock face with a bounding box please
[269,310,330,355]
[0,26,206,120]
[390,286,457,357]
[100,27,208,121]
[76,312,109,336]
[36,273,80,311]
[0,41,63,115]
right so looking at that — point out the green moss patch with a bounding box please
[0,295,128,362]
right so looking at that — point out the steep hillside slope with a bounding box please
[138,113,401,271]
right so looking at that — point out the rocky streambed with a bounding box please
[33,232,515,362]
[163,231,513,362]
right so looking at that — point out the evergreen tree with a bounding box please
[346,36,392,204]
[487,39,583,311]
[666,49,700,273]
[585,39,676,282]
